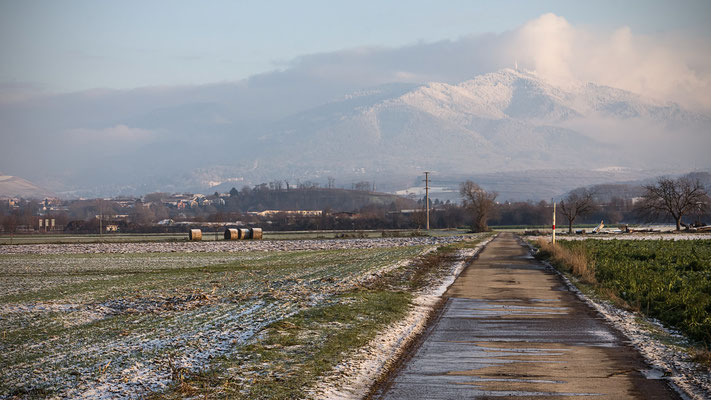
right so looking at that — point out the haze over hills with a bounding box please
[2,69,709,200]
[0,174,54,198]
[253,69,708,185]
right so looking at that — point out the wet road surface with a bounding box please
[379,233,679,399]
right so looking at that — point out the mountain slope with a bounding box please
[7,69,708,198]
[0,174,55,198]
[240,69,709,183]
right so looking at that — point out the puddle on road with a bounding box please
[447,298,569,318]
[640,368,665,380]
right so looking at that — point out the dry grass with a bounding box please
[535,238,596,284]
[691,348,711,370]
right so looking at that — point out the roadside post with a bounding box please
[552,201,556,244]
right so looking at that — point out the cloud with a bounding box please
[0,82,49,105]
[253,13,711,111]
[3,13,709,119]
[2,13,710,191]
[68,125,156,142]
[503,14,711,110]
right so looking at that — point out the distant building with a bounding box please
[249,210,323,217]
[37,217,57,232]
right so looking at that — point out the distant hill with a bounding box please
[244,68,709,183]
[0,174,54,199]
[228,187,417,212]
[4,69,709,199]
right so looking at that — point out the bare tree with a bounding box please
[269,180,283,190]
[559,188,597,233]
[460,180,497,232]
[635,176,709,231]
[354,181,371,191]
[1,214,18,234]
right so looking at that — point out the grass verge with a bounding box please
[155,290,411,400]
[153,236,488,399]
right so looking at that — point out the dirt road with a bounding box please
[378,233,679,399]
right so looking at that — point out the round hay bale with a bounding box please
[189,229,202,241]
[238,228,251,240]
[224,228,240,240]
[250,227,263,240]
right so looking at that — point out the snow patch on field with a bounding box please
[1,239,460,399]
[0,236,472,255]
[307,236,495,399]
[528,232,711,241]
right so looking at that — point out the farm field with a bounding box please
[0,229,469,245]
[0,233,487,399]
[541,239,711,345]
[529,232,711,241]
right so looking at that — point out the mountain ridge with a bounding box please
[4,69,709,199]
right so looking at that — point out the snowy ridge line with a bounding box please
[307,235,495,400]
[520,238,710,400]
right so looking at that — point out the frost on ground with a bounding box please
[1,240,455,399]
[524,241,711,400]
[528,232,711,242]
[0,235,471,255]
[307,236,495,400]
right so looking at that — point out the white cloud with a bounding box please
[503,14,711,110]
[264,13,711,111]
[2,13,710,190]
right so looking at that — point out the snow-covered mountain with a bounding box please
[0,174,55,198]
[246,68,708,183]
[5,69,709,199]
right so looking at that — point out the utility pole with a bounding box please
[423,172,430,230]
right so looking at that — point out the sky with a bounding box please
[2,1,711,194]
[2,0,711,93]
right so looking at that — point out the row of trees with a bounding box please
[2,176,707,234]
[459,176,709,232]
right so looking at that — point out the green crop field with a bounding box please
[556,239,711,344]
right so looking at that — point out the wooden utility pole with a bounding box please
[424,172,430,230]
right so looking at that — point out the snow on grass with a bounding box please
[529,232,711,241]
[0,241,444,399]
[308,234,495,399]
[0,235,473,255]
